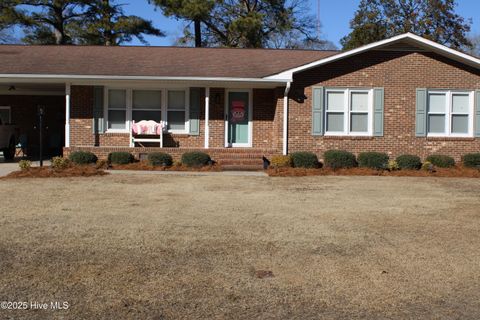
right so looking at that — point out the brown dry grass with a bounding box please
[268,165,480,178]
[1,175,480,319]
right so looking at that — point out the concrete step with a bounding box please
[217,159,264,166]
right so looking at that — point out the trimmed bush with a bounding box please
[148,152,173,167]
[270,155,292,168]
[323,150,357,169]
[396,154,422,170]
[462,153,480,168]
[426,154,455,168]
[108,152,134,165]
[18,160,31,171]
[51,156,71,170]
[181,151,211,167]
[358,152,389,169]
[422,161,434,172]
[290,152,320,168]
[69,151,98,165]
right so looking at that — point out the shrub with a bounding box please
[96,160,108,170]
[51,156,71,170]
[422,161,434,172]
[181,151,211,167]
[108,152,134,165]
[148,152,173,167]
[426,154,455,168]
[323,150,357,169]
[387,160,399,171]
[396,154,422,170]
[358,152,389,169]
[290,152,320,168]
[18,160,31,171]
[270,155,292,168]
[69,151,98,165]
[462,153,480,168]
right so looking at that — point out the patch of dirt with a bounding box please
[267,166,480,178]
[1,166,108,179]
[111,161,222,172]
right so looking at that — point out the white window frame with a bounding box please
[166,88,190,134]
[427,90,474,138]
[104,87,190,134]
[324,88,373,136]
[0,106,11,124]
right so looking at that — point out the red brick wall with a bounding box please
[289,50,480,161]
[69,86,282,151]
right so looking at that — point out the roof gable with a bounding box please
[265,33,480,81]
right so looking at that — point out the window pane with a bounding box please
[326,113,344,132]
[327,92,344,111]
[0,109,10,124]
[168,111,185,130]
[452,94,469,114]
[109,90,126,109]
[351,113,368,132]
[351,92,368,112]
[428,93,446,113]
[133,90,161,110]
[132,110,162,122]
[452,115,469,134]
[428,114,445,133]
[168,90,186,110]
[108,110,126,129]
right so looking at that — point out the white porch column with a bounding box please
[204,87,210,149]
[283,82,291,155]
[65,83,71,148]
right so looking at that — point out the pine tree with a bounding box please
[341,0,472,51]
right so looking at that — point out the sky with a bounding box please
[122,0,480,48]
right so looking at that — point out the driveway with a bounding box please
[1,175,479,319]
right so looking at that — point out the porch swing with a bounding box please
[129,120,167,148]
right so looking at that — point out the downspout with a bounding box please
[283,81,291,155]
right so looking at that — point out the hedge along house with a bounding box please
[1,33,480,166]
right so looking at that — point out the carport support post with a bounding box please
[65,83,71,148]
[283,82,291,155]
[204,87,210,149]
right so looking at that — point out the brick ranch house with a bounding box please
[1,33,480,166]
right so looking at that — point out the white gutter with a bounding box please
[283,81,291,155]
[65,83,71,148]
[0,74,290,84]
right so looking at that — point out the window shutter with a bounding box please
[475,90,480,137]
[189,88,201,135]
[93,86,105,134]
[312,86,324,136]
[373,88,384,136]
[415,88,427,136]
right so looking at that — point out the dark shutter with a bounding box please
[93,86,104,134]
[312,87,324,136]
[189,88,201,135]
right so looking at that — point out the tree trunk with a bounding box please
[194,18,201,47]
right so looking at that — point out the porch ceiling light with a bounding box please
[8,85,16,91]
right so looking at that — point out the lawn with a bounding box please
[0,174,479,319]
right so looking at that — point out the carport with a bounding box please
[0,83,66,160]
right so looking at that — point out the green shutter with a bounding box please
[312,86,324,136]
[415,88,427,136]
[373,88,384,136]
[93,86,104,134]
[189,88,201,135]
[475,90,480,137]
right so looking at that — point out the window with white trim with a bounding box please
[107,89,127,130]
[167,90,187,132]
[427,90,473,137]
[132,90,162,122]
[325,88,373,136]
[105,88,189,133]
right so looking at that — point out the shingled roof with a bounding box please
[0,45,338,79]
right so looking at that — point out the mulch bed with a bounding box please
[267,166,480,178]
[110,161,222,172]
[2,166,108,179]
